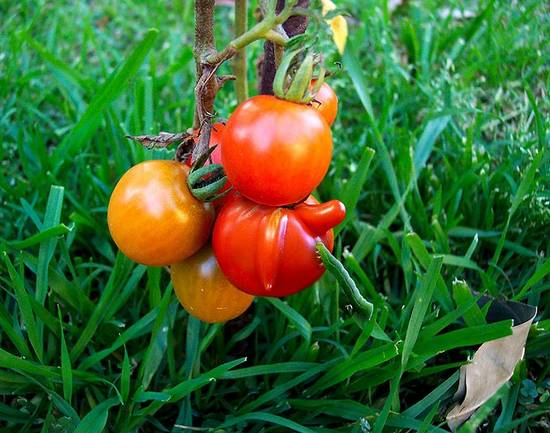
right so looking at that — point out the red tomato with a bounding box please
[186,122,225,166]
[212,194,346,297]
[222,95,333,206]
[107,160,214,266]
[312,82,338,126]
[171,245,254,323]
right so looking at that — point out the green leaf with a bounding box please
[8,224,71,249]
[515,257,550,300]
[121,347,131,404]
[52,29,159,169]
[402,256,443,367]
[221,412,317,433]
[139,285,172,388]
[402,371,460,418]
[452,281,485,327]
[36,185,64,305]
[415,320,513,356]
[336,146,375,234]
[0,301,32,359]
[3,252,42,362]
[73,398,119,433]
[58,309,73,402]
[221,362,318,380]
[266,298,312,342]
[413,116,451,174]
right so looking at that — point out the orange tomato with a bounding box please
[312,82,338,126]
[171,245,254,323]
[107,160,214,266]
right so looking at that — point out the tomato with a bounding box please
[186,122,225,166]
[171,245,254,323]
[107,160,214,266]
[222,95,333,206]
[212,194,346,297]
[312,82,338,126]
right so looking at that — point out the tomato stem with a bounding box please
[234,0,249,103]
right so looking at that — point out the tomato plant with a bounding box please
[222,95,333,206]
[312,82,338,126]
[213,194,346,297]
[186,122,225,166]
[171,245,254,323]
[187,122,234,207]
[108,160,214,266]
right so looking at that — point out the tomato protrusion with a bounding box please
[294,199,346,236]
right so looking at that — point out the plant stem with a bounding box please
[193,0,218,161]
[234,0,248,103]
[260,0,309,95]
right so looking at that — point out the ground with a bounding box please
[0,0,549,432]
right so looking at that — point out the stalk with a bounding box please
[234,0,249,103]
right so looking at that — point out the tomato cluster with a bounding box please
[107,83,342,322]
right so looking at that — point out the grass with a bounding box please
[1,0,549,431]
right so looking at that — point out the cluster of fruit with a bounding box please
[107,82,345,323]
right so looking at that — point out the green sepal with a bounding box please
[187,163,228,202]
[285,53,314,103]
[273,49,302,99]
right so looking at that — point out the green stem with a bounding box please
[206,0,297,64]
[234,0,248,103]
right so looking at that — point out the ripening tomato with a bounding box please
[108,160,214,266]
[312,82,338,126]
[222,95,333,206]
[171,245,254,323]
[213,194,346,297]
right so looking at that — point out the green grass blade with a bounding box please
[402,256,443,367]
[336,146,376,235]
[3,252,42,362]
[413,115,451,174]
[8,224,71,249]
[58,309,73,403]
[52,29,159,169]
[221,411,317,433]
[73,398,119,433]
[266,298,312,342]
[36,185,64,305]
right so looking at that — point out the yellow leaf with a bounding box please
[321,0,348,54]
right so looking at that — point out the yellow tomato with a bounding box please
[107,160,214,266]
[171,245,254,323]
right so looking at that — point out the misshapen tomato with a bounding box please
[213,194,346,297]
[222,95,333,206]
[171,245,254,323]
[107,160,214,266]
[312,82,338,126]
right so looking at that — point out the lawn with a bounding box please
[1,0,549,432]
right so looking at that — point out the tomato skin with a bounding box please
[312,82,338,126]
[212,194,346,297]
[222,95,333,206]
[171,245,254,323]
[107,160,214,266]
